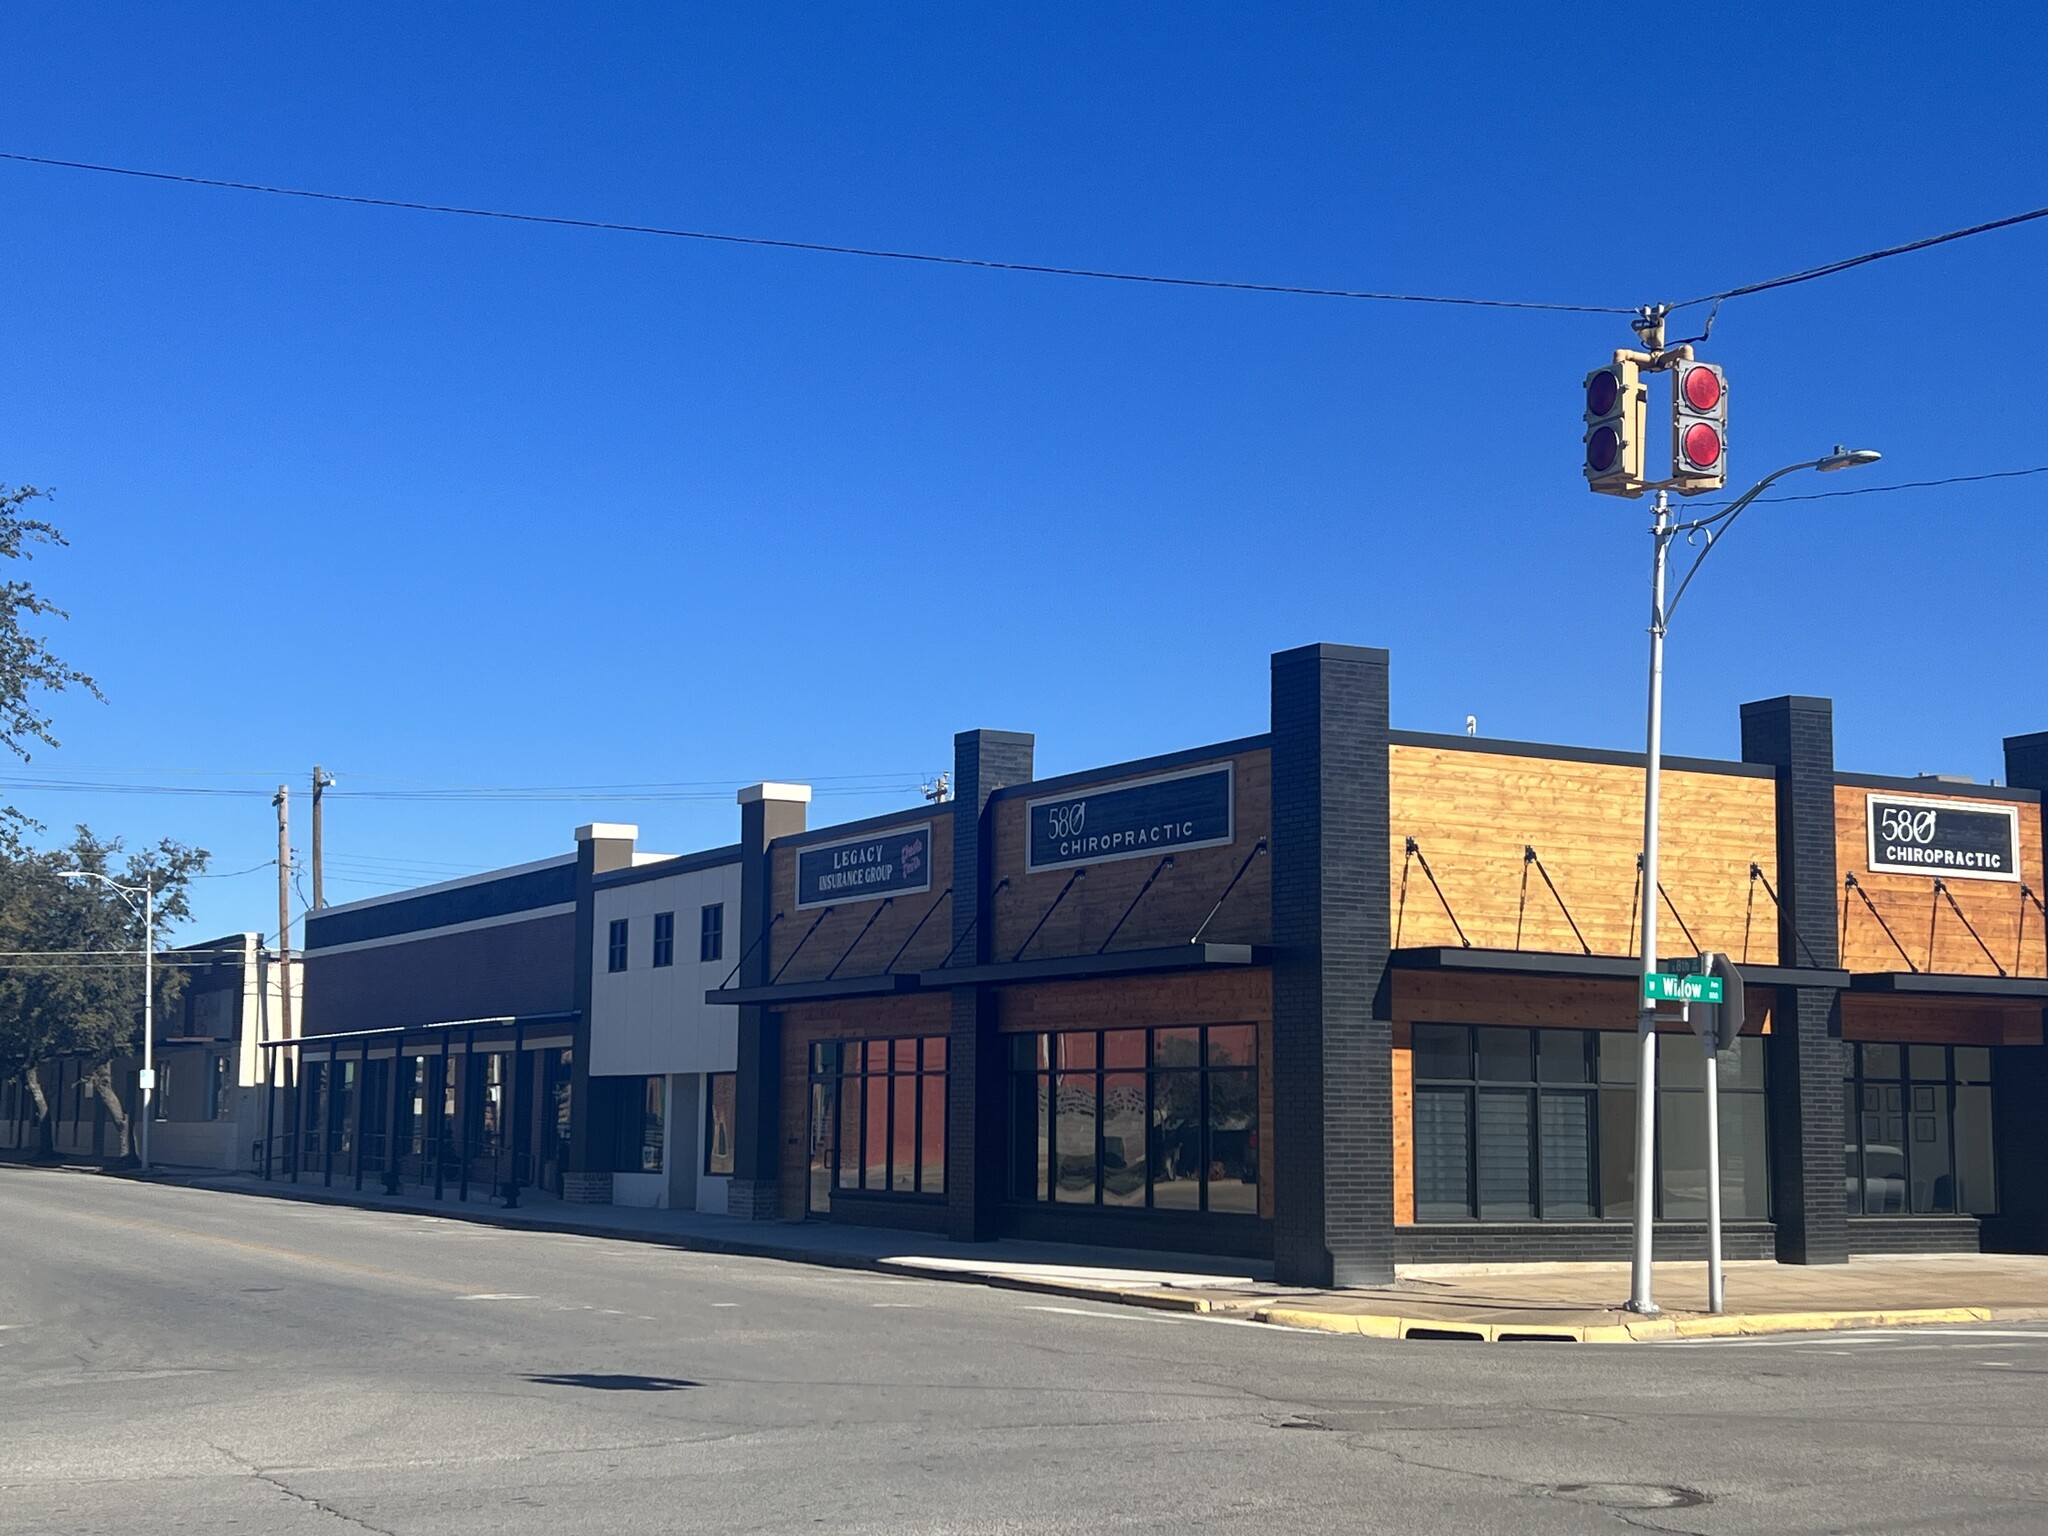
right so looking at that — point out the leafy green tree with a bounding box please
[0,485,207,1159]
[0,832,208,1158]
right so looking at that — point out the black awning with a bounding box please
[1848,972,2048,1001]
[920,941,1265,989]
[1390,947,1850,990]
[703,972,924,1007]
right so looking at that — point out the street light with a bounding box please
[59,870,156,1173]
[1627,447,1882,1316]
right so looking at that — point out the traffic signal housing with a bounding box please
[1583,360,1647,496]
[1672,360,1728,493]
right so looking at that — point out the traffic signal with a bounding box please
[1583,360,1646,495]
[1671,360,1728,493]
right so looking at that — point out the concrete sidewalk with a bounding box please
[122,1165,2048,1343]
[1245,1254,2048,1342]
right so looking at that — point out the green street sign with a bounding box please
[1644,972,1724,1004]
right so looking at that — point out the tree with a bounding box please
[0,830,208,1158]
[0,484,207,1159]
[0,486,100,769]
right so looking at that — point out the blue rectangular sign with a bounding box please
[1025,764,1235,873]
[795,822,934,910]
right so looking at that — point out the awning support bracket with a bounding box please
[1190,839,1266,945]
[1013,870,1085,963]
[1098,856,1173,954]
[1516,845,1590,955]
[1844,873,1917,973]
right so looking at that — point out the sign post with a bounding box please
[1681,952,1744,1315]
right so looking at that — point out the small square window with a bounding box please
[700,903,724,963]
[607,918,629,973]
[652,911,675,968]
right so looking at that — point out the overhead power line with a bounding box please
[1669,203,2048,311]
[1686,463,2048,511]
[0,150,1628,315]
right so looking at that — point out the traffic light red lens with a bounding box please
[1683,366,1722,412]
[1587,425,1621,473]
[1587,370,1620,416]
[1683,422,1722,468]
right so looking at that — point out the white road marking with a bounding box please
[1022,1305,1185,1324]
[457,1293,537,1301]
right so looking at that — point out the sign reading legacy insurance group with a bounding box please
[795,822,933,909]
[1865,793,2021,882]
[1026,763,1234,873]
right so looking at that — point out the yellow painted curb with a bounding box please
[1250,1301,2048,1343]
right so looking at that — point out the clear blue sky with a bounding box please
[3,4,2044,942]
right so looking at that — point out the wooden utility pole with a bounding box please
[311,766,333,910]
[274,784,294,1045]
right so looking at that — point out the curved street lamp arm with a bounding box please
[1663,457,1824,625]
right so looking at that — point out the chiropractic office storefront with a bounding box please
[710,646,2048,1285]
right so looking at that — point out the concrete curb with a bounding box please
[1252,1302,2048,1343]
[90,1169,1229,1313]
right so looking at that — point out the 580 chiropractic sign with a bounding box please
[1026,764,1234,873]
[1865,793,2020,882]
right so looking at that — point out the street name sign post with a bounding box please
[1643,972,1724,1004]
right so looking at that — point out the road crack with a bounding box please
[209,1441,399,1536]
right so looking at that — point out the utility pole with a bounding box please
[311,766,335,910]
[274,784,294,1049]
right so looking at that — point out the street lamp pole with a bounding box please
[1626,446,1881,1316]
[59,870,158,1172]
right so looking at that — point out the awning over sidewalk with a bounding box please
[1390,946,1850,990]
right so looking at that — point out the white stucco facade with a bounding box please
[588,854,743,1211]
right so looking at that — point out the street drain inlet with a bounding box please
[1534,1483,1709,1511]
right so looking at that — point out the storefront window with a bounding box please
[807,1036,946,1199]
[704,1072,735,1176]
[639,1075,664,1173]
[1412,1024,1768,1223]
[1844,1042,1995,1216]
[1007,1024,1260,1216]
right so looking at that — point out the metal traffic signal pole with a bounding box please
[1628,487,1673,1315]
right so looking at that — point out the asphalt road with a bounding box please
[2,1169,2045,1535]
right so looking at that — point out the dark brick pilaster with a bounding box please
[1741,696,1847,1264]
[567,823,637,1180]
[1270,644,1393,1288]
[1991,731,2048,1254]
[729,785,809,1220]
[946,729,1035,1243]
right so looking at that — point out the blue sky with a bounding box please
[3,5,2044,941]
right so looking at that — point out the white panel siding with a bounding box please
[589,861,744,1078]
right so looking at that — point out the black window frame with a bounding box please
[1844,1041,1996,1217]
[1409,1023,1769,1224]
[1003,1023,1260,1217]
[651,911,675,969]
[607,917,629,973]
[700,903,724,964]
[807,1036,947,1201]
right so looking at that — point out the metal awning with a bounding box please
[704,973,923,1007]
[1847,972,2048,1001]
[1390,947,1851,990]
[920,942,1265,989]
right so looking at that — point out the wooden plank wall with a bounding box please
[1389,745,1780,962]
[1840,996,2044,1047]
[988,749,1271,961]
[766,813,957,982]
[1834,785,2047,977]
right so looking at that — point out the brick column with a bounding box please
[1740,696,1847,1264]
[565,823,638,1204]
[728,784,810,1220]
[1993,730,2048,1253]
[1270,644,1394,1288]
[946,729,1035,1243]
